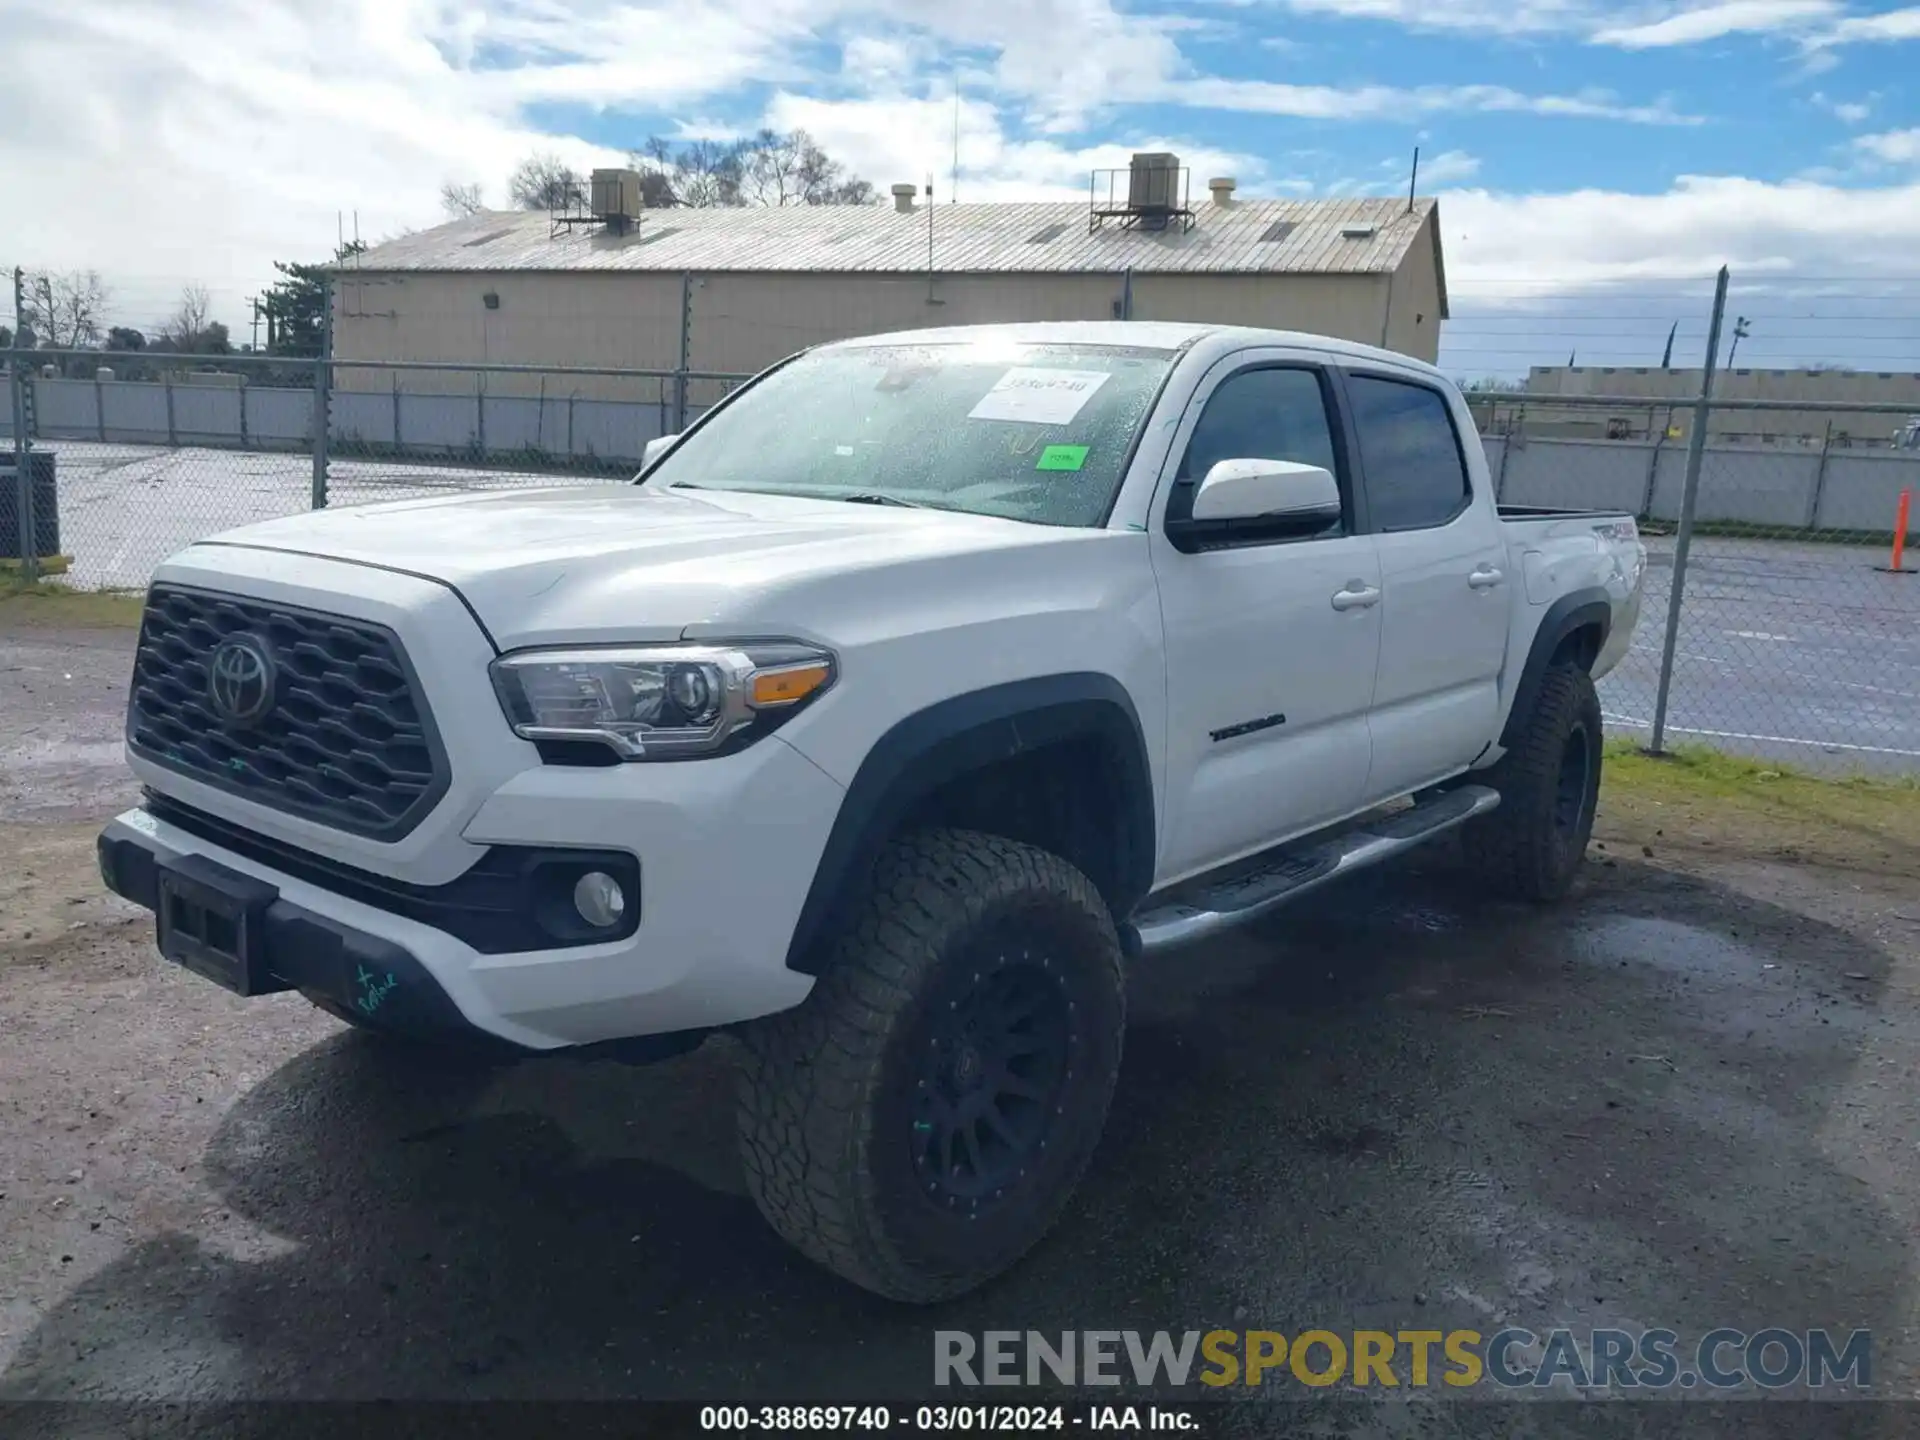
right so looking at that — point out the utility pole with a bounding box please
[1727,315,1751,368]
[10,266,36,580]
[1649,265,1730,756]
[247,296,261,352]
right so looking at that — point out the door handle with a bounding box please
[1468,566,1505,589]
[1330,582,1381,612]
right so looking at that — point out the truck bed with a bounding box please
[1497,504,1636,520]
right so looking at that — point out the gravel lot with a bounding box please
[2,615,1917,1426]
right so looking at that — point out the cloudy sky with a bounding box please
[0,0,1916,372]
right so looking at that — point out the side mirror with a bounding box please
[1181,458,1341,535]
[640,433,680,473]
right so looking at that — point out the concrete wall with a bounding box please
[1487,432,1920,535]
[330,266,1431,395]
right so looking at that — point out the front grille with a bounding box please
[128,584,449,840]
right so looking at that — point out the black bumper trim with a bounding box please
[97,827,709,1066]
[142,792,640,955]
[100,828,505,1052]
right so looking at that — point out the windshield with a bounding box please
[642,340,1178,527]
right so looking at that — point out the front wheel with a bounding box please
[735,828,1126,1303]
[1461,664,1603,902]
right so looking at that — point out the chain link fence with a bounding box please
[6,270,1917,775]
[3,347,752,590]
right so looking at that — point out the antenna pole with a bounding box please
[952,80,960,204]
[1407,146,1419,213]
[926,172,936,300]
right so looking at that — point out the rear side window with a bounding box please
[1346,375,1471,532]
[1169,367,1342,529]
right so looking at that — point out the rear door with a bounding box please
[1148,354,1383,884]
[1341,370,1511,801]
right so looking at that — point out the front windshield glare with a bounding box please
[643,341,1177,527]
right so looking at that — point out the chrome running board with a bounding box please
[1127,784,1501,956]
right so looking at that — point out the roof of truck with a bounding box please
[826,321,1447,379]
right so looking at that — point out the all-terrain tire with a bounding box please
[1460,664,1604,902]
[736,827,1126,1304]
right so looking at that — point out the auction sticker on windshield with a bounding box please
[968,368,1112,425]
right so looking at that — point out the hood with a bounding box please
[195,483,1082,648]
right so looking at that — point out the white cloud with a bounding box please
[1813,3,1920,43]
[1175,77,1699,124]
[1270,0,1593,35]
[1855,129,1920,165]
[1442,174,1920,297]
[1810,90,1872,123]
[1592,0,1837,49]
[1417,150,1482,185]
[763,90,1270,200]
[0,0,1715,336]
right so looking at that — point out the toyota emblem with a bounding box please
[207,636,277,726]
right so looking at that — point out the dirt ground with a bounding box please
[2,602,1917,1427]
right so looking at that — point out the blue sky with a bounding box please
[1,0,1916,372]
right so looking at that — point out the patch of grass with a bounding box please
[0,577,145,628]
[1599,738,1920,877]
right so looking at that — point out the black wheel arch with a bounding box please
[784,674,1156,975]
[1498,587,1613,751]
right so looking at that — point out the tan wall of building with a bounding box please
[1382,213,1443,363]
[331,262,1439,400]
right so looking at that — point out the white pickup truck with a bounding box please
[99,322,1644,1302]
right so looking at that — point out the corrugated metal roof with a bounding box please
[347,197,1438,278]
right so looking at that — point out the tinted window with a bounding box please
[1347,376,1470,531]
[1170,368,1341,529]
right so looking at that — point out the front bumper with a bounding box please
[101,730,841,1052]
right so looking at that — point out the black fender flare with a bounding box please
[784,674,1156,975]
[1499,587,1613,750]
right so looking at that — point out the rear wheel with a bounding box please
[736,828,1125,1303]
[1461,664,1603,902]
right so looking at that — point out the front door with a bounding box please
[1150,358,1384,885]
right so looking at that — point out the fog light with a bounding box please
[573,870,627,928]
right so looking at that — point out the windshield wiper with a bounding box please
[838,492,928,509]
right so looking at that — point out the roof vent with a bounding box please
[1259,220,1297,244]
[590,168,644,233]
[1340,222,1378,239]
[1027,221,1069,244]
[1090,153,1195,234]
[892,183,918,214]
[1128,153,1181,215]
[1207,177,1236,206]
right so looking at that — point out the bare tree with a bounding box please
[156,285,230,354]
[440,180,485,218]
[633,136,742,208]
[634,130,874,209]
[739,129,875,207]
[19,270,110,350]
[507,153,587,211]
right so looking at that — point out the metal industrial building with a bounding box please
[333,158,1449,399]
[1505,365,1920,448]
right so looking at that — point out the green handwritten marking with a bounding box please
[1035,444,1088,472]
[355,964,399,1016]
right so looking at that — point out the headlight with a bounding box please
[489,641,835,759]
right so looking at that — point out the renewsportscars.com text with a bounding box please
[934,1328,1871,1391]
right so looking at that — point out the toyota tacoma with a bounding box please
[98,322,1645,1302]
